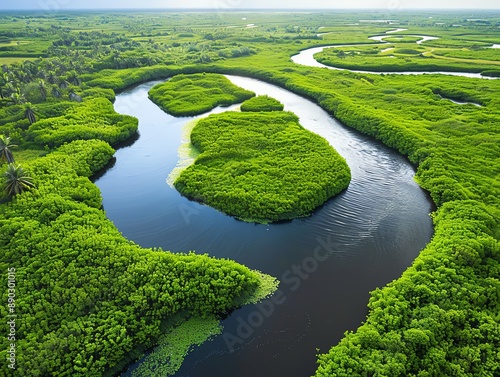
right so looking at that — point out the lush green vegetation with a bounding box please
[317,25,389,44]
[132,272,277,377]
[132,317,223,377]
[0,138,273,376]
[27,97,138,148]
[435,47,500,61]
[148,73,254,116]
[174,109,351,222]
[240,95,284,112]
[0,9,499,377]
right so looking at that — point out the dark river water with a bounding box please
[95,76,434,377]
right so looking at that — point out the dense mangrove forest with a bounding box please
[0,7,499,377]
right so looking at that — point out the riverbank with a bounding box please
[123,272,279,377]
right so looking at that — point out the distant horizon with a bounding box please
[1,7,500,12]
[1,0,500,11]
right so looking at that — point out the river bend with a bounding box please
[95,76,434,377]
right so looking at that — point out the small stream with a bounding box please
[293,31,497,79]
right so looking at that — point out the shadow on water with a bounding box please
[114,131,141,150]
[90,157,117,183]
[90,132,141,182]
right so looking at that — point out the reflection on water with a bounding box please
[95,77,434,377]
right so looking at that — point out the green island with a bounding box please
[0,8,499,377]
[147,73,254,116]
[381,35,424,43]
[172,102,351,223]
[240,94,285,112]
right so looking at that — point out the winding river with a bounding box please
[292,32,498,79]
[95,75,434,376]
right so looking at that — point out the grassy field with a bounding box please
[0,56,35,64]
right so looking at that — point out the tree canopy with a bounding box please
[174,109,351,223]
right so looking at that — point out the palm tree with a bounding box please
[51,85,61,98]
[59,79,70,89]
[4,81,16,98]
[0,72,11,99]
[24,103,37,124]
[67,71,81,86]
[37,71,47,80]
[0,135,17,164]
[22,60,37,76]
[10,91,26,105]
[68,91,82,102]
[3,164,34,197]
[38,80,47,101]
[47,72,59,85]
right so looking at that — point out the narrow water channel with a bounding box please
[95,76,434,377]
[291,42,496,79]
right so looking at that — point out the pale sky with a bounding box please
[1,0,499,10]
